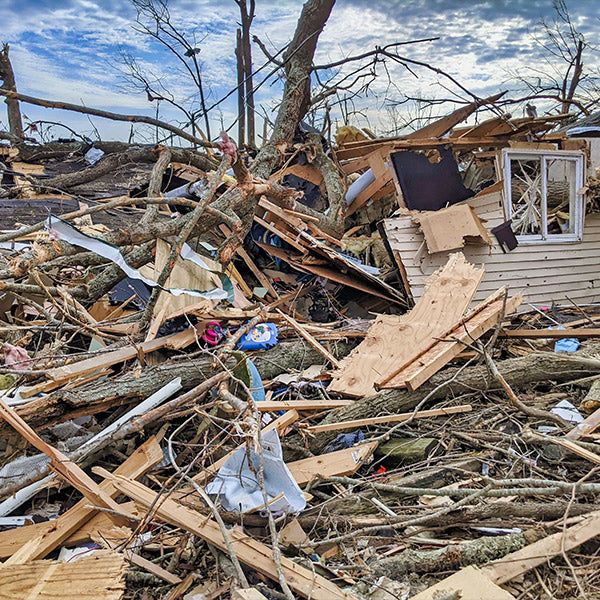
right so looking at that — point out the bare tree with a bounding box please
[512,0,600,117]
[128,0,212,140]
[0,44,24,139]
[235,0,256,148]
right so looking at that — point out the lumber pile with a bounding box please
[2,98,600,600]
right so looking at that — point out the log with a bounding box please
[373,533,526,577]
[0,44,24,139]
[310,350,600,452]
[10,339,357,432]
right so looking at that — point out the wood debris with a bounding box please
[2,27,600,600]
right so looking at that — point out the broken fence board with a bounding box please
[103,474,358,600]
[329,253,484,397]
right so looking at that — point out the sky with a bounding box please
[1,0,599,144]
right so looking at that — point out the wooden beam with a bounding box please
[101,474,358,600]
[0,399,134,529]
[1,436,162,562]
[305,404,473,434]
[567,405,600,440]
[287,441,378,485]
[482,510,600,585]
[221,399,353,413]
[500,328,600,339]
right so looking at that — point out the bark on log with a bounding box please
[310,351,600,453]
[0,44,24,139]
[10,339,356,432]
[372,533,526,577]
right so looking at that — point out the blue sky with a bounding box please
[1,0,599,143]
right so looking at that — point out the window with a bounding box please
[502,149,585,243]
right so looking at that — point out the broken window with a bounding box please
[502,149,585,243]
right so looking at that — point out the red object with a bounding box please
[201,321,224,346]
[218,131,237,162]
[375,465,387,475]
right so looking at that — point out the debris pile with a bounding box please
[2,98,600,600]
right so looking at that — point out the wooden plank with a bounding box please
[482,510,600,585]
[21,327,199,397]
[328,254,484,397]
[101,474,358,600]
[0,436,162,562]
[190,410,300,485]
[381,292,523,390]
[566,406,600,440]
[405,92,505,140]
[287,441,378,485]
[305,405,472,434]
[0,551,126,600]
[500,327,600,339]
[0,399,133,529]
[276,309,340,368]
[254,215,307,253]
[411,565,515,600]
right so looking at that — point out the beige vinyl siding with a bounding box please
[383,191,600,307]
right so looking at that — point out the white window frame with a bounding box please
[501,148,585,244]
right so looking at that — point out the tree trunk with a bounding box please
[239,0,256,148]
[309,351,600,452]
[235,29,246,146]
[0,44,24,139]
[251,0,336,179]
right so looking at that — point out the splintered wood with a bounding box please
[0,551,126,600]
[329,253,484,397]
[378,288,523,390]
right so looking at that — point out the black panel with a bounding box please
[391,147,474,211]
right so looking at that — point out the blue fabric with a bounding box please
[236,323,279,351]
[555,338,581,353]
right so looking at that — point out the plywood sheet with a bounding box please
[0,551,126,600]
[328,253,484,397]
[415,203,493,253]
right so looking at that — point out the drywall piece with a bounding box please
[415,203,493,254]
[329,253,483,397]
[0,550,126,600]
